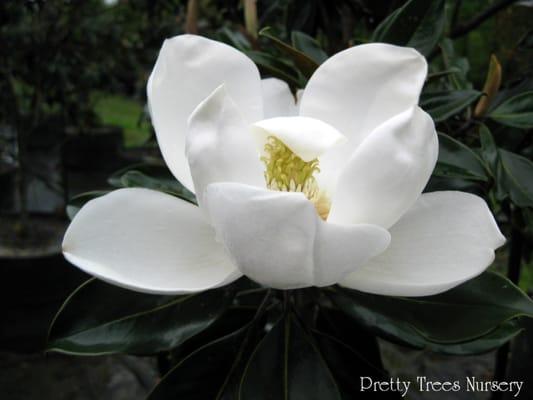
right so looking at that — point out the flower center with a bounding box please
[261,136,331,220]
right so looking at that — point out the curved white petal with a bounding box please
[300,43,427,182]
[261,78,297,118]
[296,89,304,109]
[186,85,264,208]
[341,191,506,297]
[147,34,263,191]
[328,106,438,229]
[204,182,390,289]
[251,116,345,162]
[62,188,241,294]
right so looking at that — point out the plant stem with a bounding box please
[244,0,258,39]
[450,0,519,39]
[450,0,463,31]
[185,0,198,34]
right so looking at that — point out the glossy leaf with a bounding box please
[479,124,499,173]
[108,162,196,204]
[246,50,303,88]
[434,132,488,181]
[426,68,461,81]
[217,26,251,52]
[321,300,522,356]
[426,321,524,355]
[498,149,533,207]
[240,313,341,400]
[148,322,260,400]
[47,278,234,355]
[421,90,481,122]
[291,31,327,64]
[315,308,384,372]
[490,91,533,129]
[371,0,445,56]
[66,190,109,220]
[490,79,533,112]
[259,27,319,78]
[312,331,400,399]
[439,38,473,90]
[330,272,533,344]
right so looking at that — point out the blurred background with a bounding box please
[1,0,532,399]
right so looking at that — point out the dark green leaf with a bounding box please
[498,149,533,207]
[318,302,521,356]
[434,132,488,181]
[327,288,428,349]
[421,90,481,122]
[479,124,499,173]
[490,91,533,129]
[246,50,303,88]
[313,309,401,398]
[439,38,473,90]
[216,26,251,52]
[47,279,234,355]
[240,313,341,400]
[426,68,461,81]
[291,31,327,64]
[490,79,533,112]
[259,27,319,78]
[315,308,384,371]
[66,190,109,220]
[148,322,260,400]
[371,0,445,56]
[426,320,524,355]
[313,332,401,399]
[108,162,196,204]
[330,272,533,344]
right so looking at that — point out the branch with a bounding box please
[185,0,199,34]
[450,0,463,30]
[450,0,519,39]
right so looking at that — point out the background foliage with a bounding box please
[1,0,533,399]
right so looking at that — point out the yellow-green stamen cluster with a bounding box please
[261,136,331,219]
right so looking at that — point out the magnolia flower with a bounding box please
[63,35,505,297]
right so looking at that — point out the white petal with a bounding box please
[300,43,427,181]
[147,34,263,191]
[295,89,304,108]
[62,188,241,294]
[186,85,264,208]
[261,78,297,118]
[204,182,390,289]
[341,191,506,297]
[328,106,438,229]
[251,116,346,162]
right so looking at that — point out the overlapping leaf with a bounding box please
[108,162,196,204]
[498,149,533,207]
[66,190,109,219]
[47,278,234,355]
[434,132,488,181]
[147,322,260,400]
[372,0,445,56]
[240,313,342,400]
[291,31,327,64]
[329,272,533,345]
[421,90,481,122]
[259,27,319,79]
[490,91,533,129]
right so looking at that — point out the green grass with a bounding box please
[92,92,151,147]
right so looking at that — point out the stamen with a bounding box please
[261,136,331,219]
